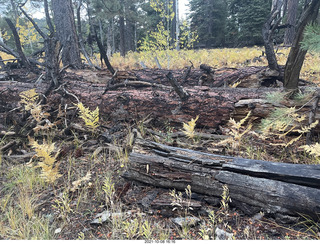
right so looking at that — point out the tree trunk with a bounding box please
[284,0,320,90]
[119,15,126,57]
[123,139,320,222]
[4,18,31,71]
[0,66,316,130]
[262,0,285,71]
[283,0,299,46]
[52,0,82,68]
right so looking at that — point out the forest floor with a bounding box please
[1,47,320,240]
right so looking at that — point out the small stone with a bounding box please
[215,227,233,240]
[171,216,200,227]
[90,210,111,224]
[54,228,62,234]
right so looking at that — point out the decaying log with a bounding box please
[0,66,318,132]
[123,139,320,222]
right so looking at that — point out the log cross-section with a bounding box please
[123,139,320,221]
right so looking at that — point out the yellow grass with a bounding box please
[2,46,320,83]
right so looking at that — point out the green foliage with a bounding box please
[189,0,227,47]
[102,175,115,207]
[301,24,320,52]
[260,107,318,147]
[228,0,272,45]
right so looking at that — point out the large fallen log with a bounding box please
[123,139,320,222]
[0,66,318,131]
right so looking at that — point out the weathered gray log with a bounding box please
[123,139,320,222]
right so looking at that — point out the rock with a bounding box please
[90,211,111,225]
[54,228,62,234]
[215,227,233,240]
[90,210,132,225]
[171,216,200,227]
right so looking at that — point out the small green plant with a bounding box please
[52,190,73,221]
[122,218,140,239]
[77,102,99,133]
[265,91,286,104]
[170,185,193,217]
[102,175,115,207]
[141,220,153,239]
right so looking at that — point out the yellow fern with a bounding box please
[20,89,49,123]
[77,103,99,132]
[218,111,252,150]
[182,115,199,140]
[301,143,320,158]
[20,89,39,111]
[29,137,61,184]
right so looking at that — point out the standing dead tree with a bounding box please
[18,0,62,89]
[262,0,286,72]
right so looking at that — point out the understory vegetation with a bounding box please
[1,63,320,239]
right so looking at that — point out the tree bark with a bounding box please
[262,0,285,71]
[123,139,320,222]
[52,0,82,68]
[284,0,320,90]
[283,0,299,46]
[4,18,31,71]
[119,15,126,57]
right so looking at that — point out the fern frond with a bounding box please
[182,115,199,139]
[301,143,320,157]
[29,137,61,184]
[77,103,99,132]
[20,89,39,111]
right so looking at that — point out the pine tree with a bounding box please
[189,0,227,48]
[229,0,271,46]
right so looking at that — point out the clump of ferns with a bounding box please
[77,102,100,135]
[217,111,254,154]
[19,89,55,133]
[300,143,320,164]
[259,107,318,149]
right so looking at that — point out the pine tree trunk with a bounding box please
[284,0,320,90]
[283,0,298,46]
[51,0,82,68]
[119,16,126,57]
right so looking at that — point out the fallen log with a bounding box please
[0,67,318,131]
[123,139,320,222]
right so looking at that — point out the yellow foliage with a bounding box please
[77,102,99,132]
[29,137,61,184]
[20,89,39,111]
[20,89,50,123]
[15,17,38,50]
[260,107,318,147]
[301,143,320,158]
[182,116,199,140]
[218,111,252,150]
